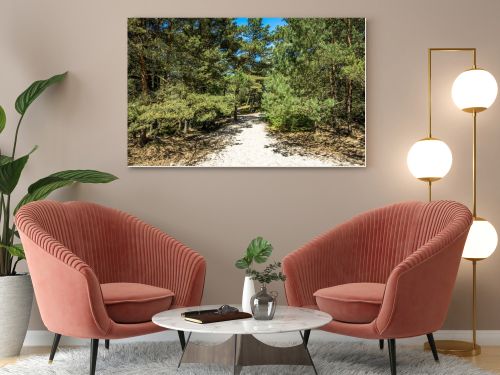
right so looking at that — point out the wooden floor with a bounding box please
[465,346,500,373]
[0,346,53,367]
[1,345,500,372]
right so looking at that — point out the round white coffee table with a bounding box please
[153,305,332,374]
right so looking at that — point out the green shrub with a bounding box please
[128,92,234,145]
[262,74,333,132]
[188,93,233,128]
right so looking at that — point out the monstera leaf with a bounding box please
[15,72,67,115]
[235,236,274,270]
[235,258,251,269]
[246,236,273,263]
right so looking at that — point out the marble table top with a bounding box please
[152,305,332,335]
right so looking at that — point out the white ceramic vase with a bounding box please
[241,275,255,313]
[0,274,34,358]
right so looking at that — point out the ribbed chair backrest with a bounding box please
[283,200,472,309]
[343,201,470,284]
[18,200,141,284]
[409,200,465,252]
[340,202,420,284]
[315,201,470,286]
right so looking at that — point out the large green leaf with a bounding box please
[0,155,13,166]
[245,237,273,264]
[16,180,73,212]
[0,148,36,194]
[50,169,117,183]
[28,170,117,193]
[14,169,117,213]
[235,258,250,269]
[26,176,66,194]
[15,72,67,115]
[0,105,5,134]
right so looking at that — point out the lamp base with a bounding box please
[424,340,481,357]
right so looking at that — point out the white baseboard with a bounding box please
[23,329,500,347]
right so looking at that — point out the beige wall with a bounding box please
[2,0,500,331]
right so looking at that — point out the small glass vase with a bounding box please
[250,285,278,320]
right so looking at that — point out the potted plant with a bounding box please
[235,237,286,318]
[0,72,117,358]
[235,237,273,313]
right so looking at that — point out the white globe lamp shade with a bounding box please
[407,138,453,181]
[452,69,498,113]
[462,218,498,259]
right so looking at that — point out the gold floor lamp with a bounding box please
[407,48,498,356]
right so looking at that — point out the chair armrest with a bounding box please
[375,227,470,338]
[18,231,111,339]
[125,219,206,307]
[283,220,358,307]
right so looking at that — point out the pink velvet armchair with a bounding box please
[16,200,206,375]
[283,200,472,375]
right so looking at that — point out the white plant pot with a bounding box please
[0,274,33,358]
[241,276,255,313]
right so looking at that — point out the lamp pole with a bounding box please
[424,48,476,203]
[423,47,484,357]
[470,109,479,352]
[472,111,477,218]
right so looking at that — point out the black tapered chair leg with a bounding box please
[177,330,186,350]
[303,329,311,347]
[379,339,384,350]
[90,339,99,375]
[388,339,396,375]
[426,333,439,362]
[48,333,62,363]
[105,339,110,350]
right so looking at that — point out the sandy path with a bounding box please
[198,113,336,167]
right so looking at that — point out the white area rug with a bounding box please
[0,341,493,374]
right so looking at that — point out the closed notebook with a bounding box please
[183,311,252,324]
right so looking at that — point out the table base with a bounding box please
[178,331,317,374]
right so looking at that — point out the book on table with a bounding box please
[182,309,252,324]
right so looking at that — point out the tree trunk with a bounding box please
[329,24,337,127]
[139,128,148,147]
[183,120,188,134]
[345,19,353,135]
[346,19,352,46]
[139,52,148,97]
[345,79,353,134]
[234,87,239,121]
[329,65,336,127]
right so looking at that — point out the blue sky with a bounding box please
[235,18,286,31]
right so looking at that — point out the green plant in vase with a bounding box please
[235,236,273,313]
[0,72,117,357]
[235,237,286,319]
[248,261,286,285]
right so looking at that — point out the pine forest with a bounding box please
[128,18,365,167]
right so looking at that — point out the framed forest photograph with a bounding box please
[128,18,366,167]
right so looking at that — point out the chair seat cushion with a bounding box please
[101,283,174,324]
[313,283,385,324]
